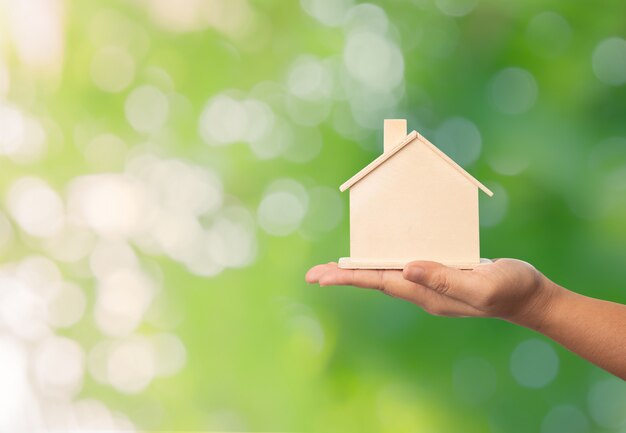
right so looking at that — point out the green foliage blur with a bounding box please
[1,0,626,432]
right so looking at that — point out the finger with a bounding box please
[314,264,487,317]
[305,262,337,283]
[389,277,486,317]
[318,267,388,291]
[403,260,488,304]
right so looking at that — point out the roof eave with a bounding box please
[339,130,494,197]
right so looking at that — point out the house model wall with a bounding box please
[338,119,493,270]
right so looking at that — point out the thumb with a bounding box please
[402,261,479,302]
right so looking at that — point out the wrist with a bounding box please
[506,274,566,332]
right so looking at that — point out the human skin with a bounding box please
[305,259,626,380]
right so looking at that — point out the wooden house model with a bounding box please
[338,119,493,270]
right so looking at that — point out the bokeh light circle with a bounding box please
[344,3,388,35]
[300,0,354,27]
[199,94,275,146]
[7,177,64,238]
[67,174,149,238]
[46,282,87,328]
[84,133,127,171]
[587,378,626,429]
[525,12,572,57]
[510,339,559,388]
[151,333,187,377]
[125,85,169,133]
[0,61,9,96]
[592,37,626,86]
[0,337,29,429]
[283,126,323,163]
[95,268,156,337]
[480,183,508,227]
[257,179,309,236]
[435,0,478,17]
[106,338,156,394]
[343,31,404,92]
[34,336,85,397]
[287,55,333,101]
[0,276,50,341]
[249,117,293,159]
[199,95,249,145]
[435,117,482,166]
[91,46,135,92]
[300,186,343,236]
[541,404,589,433]
[0,104,25,154]
[206,212,257,268]
[0,211,15,255]
[489,67,538,114]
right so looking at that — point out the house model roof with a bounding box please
[339,130,494,197]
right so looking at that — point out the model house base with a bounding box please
[338,257,491,270]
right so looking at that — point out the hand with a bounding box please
[306,259,558,328]
[307,259,626,380]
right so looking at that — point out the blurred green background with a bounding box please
[1,0,625,432]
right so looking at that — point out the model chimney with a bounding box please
[383,119,407,153]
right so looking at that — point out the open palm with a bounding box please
[306,259,551,324]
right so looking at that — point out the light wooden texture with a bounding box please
[338,257,494,270]
[384,119,407,153]
[340,131,493,196]
[338,119,494,270]
[346,137,481,266]
[416,132,494,197]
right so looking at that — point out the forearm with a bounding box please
[514,279,626,379]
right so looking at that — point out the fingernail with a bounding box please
[407,266,424,280]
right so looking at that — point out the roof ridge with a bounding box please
[415,133,494,197]
[339,130,494,197]
[339,131,418,192]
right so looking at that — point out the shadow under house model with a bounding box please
[338,119,494,270]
